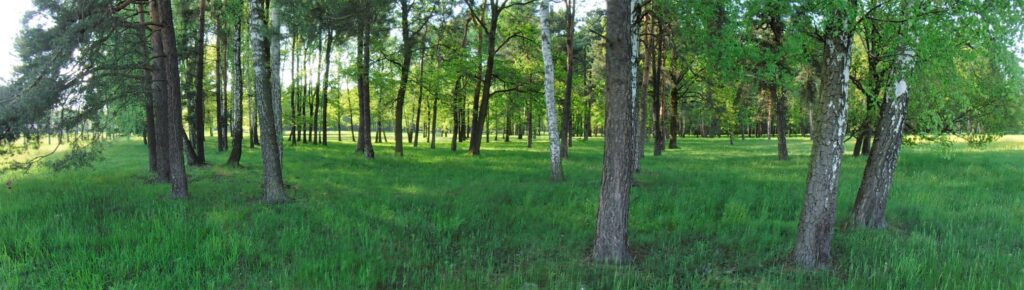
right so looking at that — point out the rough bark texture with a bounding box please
[226,19,244,167]
[593,0,636,264]
[248,0,289,203]
[190,0,208,166]
[146,2,170,182]
[794,23,852,270]
[156,0,189,198]
[355,31,375,159]
[853,49,914,229]
[539,0,565,182]
[270,2,284,156]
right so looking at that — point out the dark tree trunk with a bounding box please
[355,30,375,159]
[652,23,665,156]
[248,0,289,203]
[140,4,161,176]
[321,31,334,146]
[430,90,438,149]
[289,35,298,144]
[155,0,189,198]
[141,4,166,179]
[414,43,426,147]
[189,0,208,166]
[793,19,853,269]
[215,10,227,152]
[853,48,914,229]
[393,0,415,156]
[668,80,680,149]
[560,0,575,158]
[226,18,244,167]
[593,0,636,264]
[772,84,789,160]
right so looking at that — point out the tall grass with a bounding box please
[1,134,1022,288]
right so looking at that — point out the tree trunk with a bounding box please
[793,21,853,269]
[652,23,665,156]
[226,18,244,167]
[414,43,425,147]
[853,48,914,229]
[540,0,564,181]
[593,0,637,264]
[393,1,414,156]
[188,0,208,166]
[248,0,289,203]
[560,0,576,158]
[215,9,227,152]
[320,31,334,146]
[355,30,375,159]
[270,1,284,155]
[144,3,169,181]
[156,0,189,198]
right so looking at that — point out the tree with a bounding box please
[248,0,289,203]
[592,0,637,264]
[538,0,564,182]
[226,14,244,167]
[793,0,856,269]
[156,0,191,199]
[560,0,576,158]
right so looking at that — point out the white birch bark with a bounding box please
[539,0,564,181]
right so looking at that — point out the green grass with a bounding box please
[2,133,1023,288]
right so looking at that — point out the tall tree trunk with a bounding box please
[156,0,189,198]
[560,0,575,158]
[248,0,289,203]
[321,31,335,146]
[593,0,636,264]
[289,35,298,144]
[143,3,169,181]
[633,7,649,171]
[215,8,227,152]
[355,30,375,158]
[852,48,914,228]
[526,100,534,148]
[188,0,208,166]
[430,89,438,149]
[540,0,565,181]
[270,1,284,156]
[414,44,426,147]
[793,17,854,269]
[769,16,789,160]
[226,18,244,166]
[652,23,665,156]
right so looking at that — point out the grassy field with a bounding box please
[1,134,1022,288]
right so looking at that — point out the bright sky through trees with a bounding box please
[0,0,35,83]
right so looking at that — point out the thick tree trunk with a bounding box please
[248,0,289,203]
[539,0,565,181]
[156,0,189,198]
[355,31,375,159]
[226,19,244,167]
[794,23,853,270]
[144,3,169,181]
[593,0,637,264]
[853,48,914,229]
[189,0,208,166]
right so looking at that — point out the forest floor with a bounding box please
[1,134,1023,288]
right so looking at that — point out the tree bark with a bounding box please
[539,0,565,182]
[355,30,375,159]
[226,18,244,167]
[853,48,914,229]
[793,18,853,269]
[156,0,189,198]
[144,3,170,181]
[270,1,285,155]
[560,0,575,158]
[190,0,208,166]
[593,0,636,264]
[248,0,289,203]
[393,0,415,156]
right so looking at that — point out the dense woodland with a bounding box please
[0,0,1022,274]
